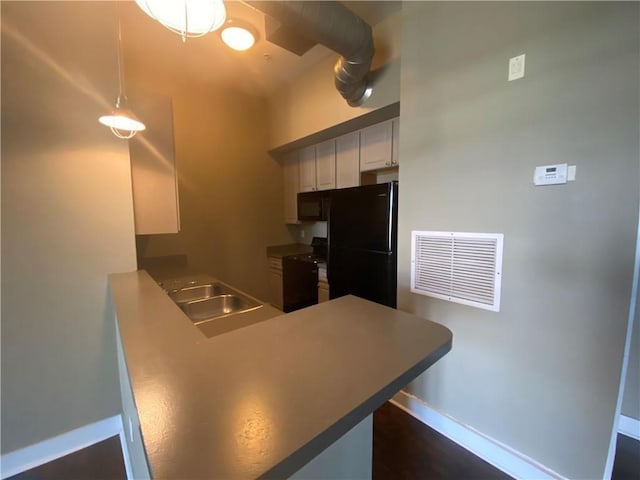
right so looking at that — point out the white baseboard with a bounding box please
[0,415,124,480]
[618,415,640,441]
[118,420,134,480]
[391,390,565,480]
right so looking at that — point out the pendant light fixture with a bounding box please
[99,7,145,140]
[134,0,226,41]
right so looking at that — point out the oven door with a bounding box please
[282,256,319,312]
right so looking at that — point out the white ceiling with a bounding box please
[121,1,401,95]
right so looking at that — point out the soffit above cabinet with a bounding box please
[269,102,400,158]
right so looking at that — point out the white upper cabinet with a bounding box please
[281,117,400,224]
[129,90,180,235]
[359,118,395,172]
[282,151,300,224]
[315,139,336,191]
[336,131,360,189]
[299,142,336,192]
[298,146,317,192]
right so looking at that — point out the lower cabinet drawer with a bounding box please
[269,257,283,271]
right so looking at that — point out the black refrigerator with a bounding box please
[327,182,398,308]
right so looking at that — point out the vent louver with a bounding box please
[411,231,504,312]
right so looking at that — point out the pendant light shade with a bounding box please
[134,0,226,40]
[99,95,146,139]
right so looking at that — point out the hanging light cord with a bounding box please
[116,4,126,102]
[182,1,189,42]
[112,3,137,139]
[98,1,145,139]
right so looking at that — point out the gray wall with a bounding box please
[1,2,137,453]
[397,3,639,478]
[126,70,295,301]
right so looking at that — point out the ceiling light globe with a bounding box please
[135,0,226,38]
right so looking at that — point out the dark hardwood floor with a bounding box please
[374,402,640,480]
[6,404,640,479]
[7,436,126,480]
[612,433,640,480]
[373,402,513,480]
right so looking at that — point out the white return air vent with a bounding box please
[411,231,504,312]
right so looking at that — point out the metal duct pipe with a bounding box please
[247,1,374,107]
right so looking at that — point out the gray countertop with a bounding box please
[266,243,313,258]
[110,270,452,479]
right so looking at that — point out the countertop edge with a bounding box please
[261,339,452,479]
[266,243,313,258]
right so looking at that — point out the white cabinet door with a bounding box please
[336,131,360,189]
[282,151,299,224]
[391,117,400,167]
[299,146,317,192]
[359,119,393,172]
[315,139,336,191]
[129,90,180,234]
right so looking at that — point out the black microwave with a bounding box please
[297,190,330,222]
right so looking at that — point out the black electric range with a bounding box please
[282,237,327,313]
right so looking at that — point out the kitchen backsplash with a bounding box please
[296,221,328,244]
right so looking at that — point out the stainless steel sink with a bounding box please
[179,294,262,322]
[166,280,263,324]
[169,284,226,305]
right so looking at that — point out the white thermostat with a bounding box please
[534,163,568,186]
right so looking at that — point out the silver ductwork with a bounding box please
[247,1,375,107]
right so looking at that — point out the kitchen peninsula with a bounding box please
[110,270,452,479]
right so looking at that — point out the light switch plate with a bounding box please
[509,54,526,81]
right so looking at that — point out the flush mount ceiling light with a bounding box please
[220,19,257,51]
[99,11,145,140]
[134,0,226,41]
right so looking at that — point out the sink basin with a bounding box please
[169,284,226,305]
[165,279,263,324]
[180,294,261,323]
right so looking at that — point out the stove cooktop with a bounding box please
[286,252,325,264]
[283,237,327,264]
